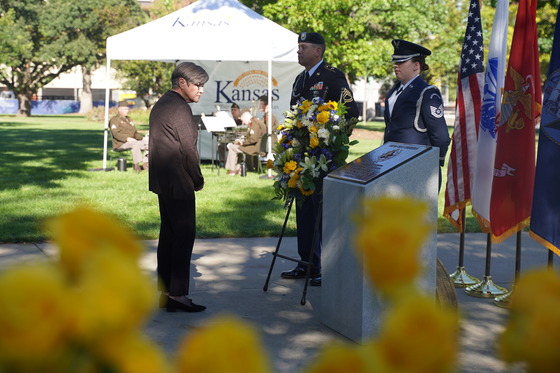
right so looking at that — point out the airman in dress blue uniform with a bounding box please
[384,39,450,177]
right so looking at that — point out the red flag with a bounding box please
[489,0,542,242]
[444,0,484,231]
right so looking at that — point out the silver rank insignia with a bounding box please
[430,104,444,118]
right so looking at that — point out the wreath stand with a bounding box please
[263,197,322,305]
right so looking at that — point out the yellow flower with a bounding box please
[46,206,143,275]
[309,136,319,148]
[266,159,274,169]
[277,125,284,131]
[306,342,383,373]
[499,268,560,373]
[175,315,272,373]
[297,120,303,128]
[70,250,156,342]
[0,263,71,366]
[300,100,312,113]
[283,160,298,174]
[375,295,459,373]
[354,196,432,295]
[308,125,318,133]
[318,104,330,111]
[299,185,314,196]
[327,101,338,110]
[316,110,330,124]
[288,169,302,188]
[93,332,170,373]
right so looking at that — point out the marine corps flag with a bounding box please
[530,3,560,256]
[489,0,542,242]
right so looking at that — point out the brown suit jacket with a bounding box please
[148,90,204,200]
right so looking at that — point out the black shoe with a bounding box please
[281,267,320,279]
[166,297,206,313]
[281,267,307,279]
[310,276,322,286]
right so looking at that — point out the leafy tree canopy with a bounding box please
[260,0,454,83]
[0,0,143,116]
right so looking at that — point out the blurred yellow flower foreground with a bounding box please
[0,206,274,373]
[0,201,556,373]
[499,268,560,373]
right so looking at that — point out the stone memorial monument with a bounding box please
[321,142,439,342]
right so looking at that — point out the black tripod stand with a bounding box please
[263,197,321,305]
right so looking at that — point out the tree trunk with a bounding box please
[141,95,152,110]
[79,66,93,114]
[16,92,31,117]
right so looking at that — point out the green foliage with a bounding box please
[261,0,463,84]
[0,0,144,116]
[114,61,176,109]
[535,1,559,79]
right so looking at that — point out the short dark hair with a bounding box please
[259,95,268,104]
[171,62,209,89]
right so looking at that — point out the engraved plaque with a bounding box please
[329,142,432,184]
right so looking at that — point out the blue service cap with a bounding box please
[391,39,431,62]
[298,32,325,45]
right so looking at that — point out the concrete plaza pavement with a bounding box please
[1,232,557,372]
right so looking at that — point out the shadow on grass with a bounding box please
[0,123,103,190]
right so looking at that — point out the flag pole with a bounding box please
[466,233,508,298]
[449,209,479,287]
[494,231,522,307]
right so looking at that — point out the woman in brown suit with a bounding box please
[148,62,208,312]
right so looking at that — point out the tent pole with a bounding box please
[267,59,273,178]
[102,58,111,170]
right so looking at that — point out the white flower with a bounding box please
[292,138,300,147]
[317,154,331,172]
[301,156,320,178]
[332,125,340,131]
[317,127,330,139]
[307,105,318,117]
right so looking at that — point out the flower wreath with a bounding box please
[271,97,358,200]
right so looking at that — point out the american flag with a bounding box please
[443,0,484,231]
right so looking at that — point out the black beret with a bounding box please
[298,32,325,45]
[391,39,431,62]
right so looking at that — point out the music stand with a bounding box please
[201,113,234,173]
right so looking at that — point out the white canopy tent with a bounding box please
[102,0,300,170]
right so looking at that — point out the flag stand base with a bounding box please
[493,287,513,308]
[465,275,508,298]
[449,266,480,288]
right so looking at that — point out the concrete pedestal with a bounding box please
[321,142,439,342]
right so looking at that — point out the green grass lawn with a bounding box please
[0,114,466,243]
